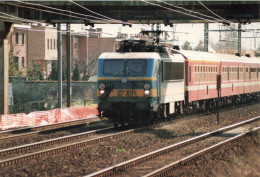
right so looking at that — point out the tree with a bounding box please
[72,63,80,81]
[27,64,44,80]
[81,57,98,81]
[255,48,260,57]
[9,48,24,77]
[48,61,58,80]
[182,41,192,50]
[194,40,204,51]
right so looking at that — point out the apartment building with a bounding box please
[62,28,114,66]
[11,24,57,78]
[11,24,29,73]
[28,25,57,77]
[11,25,117,79]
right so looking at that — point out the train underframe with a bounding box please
[98,92,260,127]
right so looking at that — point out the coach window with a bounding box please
[200,66,202,73]
[194,66,197,72]
[228,67,230,80]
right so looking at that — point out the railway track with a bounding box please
[0,116,100,141]
[0,124,150,167]
[85,116,260,177]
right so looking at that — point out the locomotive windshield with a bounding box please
[103,59,147,76]
[127,60,146,76]
[103,60,124,76]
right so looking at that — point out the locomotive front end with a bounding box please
[97,53,159,126]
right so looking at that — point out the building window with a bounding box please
[15,33,19,45]
[22,57,25,68]
[21,33,24,45]
[54,39,56,50]
[50,39,52,49]
[47,39,49,49]
[74,37,78,50]
[14,57,19,70]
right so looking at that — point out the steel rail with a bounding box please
[85,116,260,177]
[0,127,146,167]
[144,126,260,177]
[0,126,113,157]
[0,116,99,140]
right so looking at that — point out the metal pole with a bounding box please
[66,23,71,107]
[238,23,241,54]
[57,23,62,108]
[216,74,221,124]
[217,89,220,124]
[204,23,209,52]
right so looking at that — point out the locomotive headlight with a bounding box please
[144,89,150,96]
[144,83,150,90]
[99,89,105,95]
[99,83,105,90]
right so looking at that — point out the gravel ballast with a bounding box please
[1,104,260,177]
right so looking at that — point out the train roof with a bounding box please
[178,50,260,64]
[98,52,161,59]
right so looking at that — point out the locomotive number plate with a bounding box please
[117,89,133,97]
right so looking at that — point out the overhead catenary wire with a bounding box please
[197,0,232,25]
[142,0,249,33]
[138,0,224,23]
[13,26,114,36]
[13,0,130,25]
[68,0,131,25]
[0,11,45,25]
[155,0,228,24]
[0,1,116,24]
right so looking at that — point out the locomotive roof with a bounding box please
[179,50,260,64]
[98,52,161,59]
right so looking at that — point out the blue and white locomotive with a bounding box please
[97,39,185,126]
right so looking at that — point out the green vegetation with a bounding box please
[9,48,24,77]
[72,63,80,81]
[27,64,44,81]
[48,61,58,80]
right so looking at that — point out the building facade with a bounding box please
[11,24,57,78]
[11,24,28,74]
[11,25,118,80]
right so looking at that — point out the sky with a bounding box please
[71,22,260,50]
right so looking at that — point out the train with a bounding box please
[97,34,260,127]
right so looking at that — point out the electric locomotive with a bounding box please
[97,38,185,126]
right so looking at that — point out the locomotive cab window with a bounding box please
[103,59,124,76]
[163,62,184,81]
[127,59,147,76]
